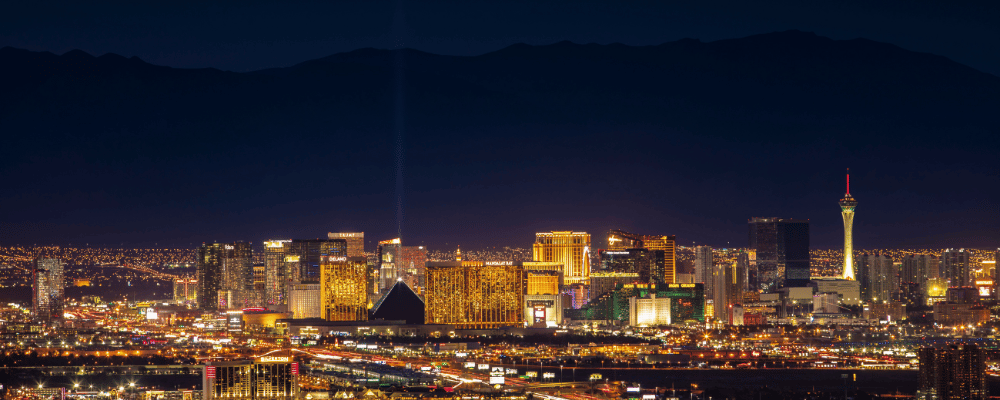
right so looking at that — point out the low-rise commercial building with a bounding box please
[276,318,453,337]
[933,303,990,326]
[811,278,862,305]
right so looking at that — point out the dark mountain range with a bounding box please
[1,30,998,249]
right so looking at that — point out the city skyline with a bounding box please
[4,3,1000,399]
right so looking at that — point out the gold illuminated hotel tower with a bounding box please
[533,231,591,284]
[319,256,368,321]
[328,232,364,257]
[425,260,525,329]
[840,170,858,280]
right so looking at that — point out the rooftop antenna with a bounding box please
[846,168,850,196]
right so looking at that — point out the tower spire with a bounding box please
[840,170,858,281]
[846,168,850,196]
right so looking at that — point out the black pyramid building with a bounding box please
[371,280,425,324]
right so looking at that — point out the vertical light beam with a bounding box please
[392,1,406,240]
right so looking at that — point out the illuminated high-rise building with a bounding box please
[263,240,292,309]
[425,260,525,329]
[918,344,987,400]
[33,258,65,323]
[942,249,971,287]
[629,294,671,327]
[284,239,348,284]
[204,356,298,400]
[197,243,224,311]
[599,249,647,274]
[563,283,590,309]
[378,238,402,292]
[523,261,565,286]
[748,218,810,291]
[245,261,266,308]
[694,246,713,297]
[399,245,428,289]
[220,242,253,310]
[327,232,364,257]
[526,270,560,295]
[173,278,198,305]
[713,252,747,323]
[606,230,677,283]
[973,262,993,299]
[525,270,563,327]
[861,253,896,303]
[901,254,933,287]
[926,255,942,280]
[648,250,672,283]
[319,256,368,321]
[197,242,253,311]
[840,170,858,280]
[534,231,591,284]
[288,284,320,319]
[589,271,640,301]
[901,254,937,306]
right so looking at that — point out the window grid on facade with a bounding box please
[425,261,525,329]
[533,231,590,285]
[320,257,368,321]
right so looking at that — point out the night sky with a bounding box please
[2,1,999,250]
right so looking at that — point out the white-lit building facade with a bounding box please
[289,284,321,319]
[628,294,670,327]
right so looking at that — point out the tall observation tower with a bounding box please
[840,169,858,280]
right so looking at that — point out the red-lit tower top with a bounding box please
[840,168,856,209]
